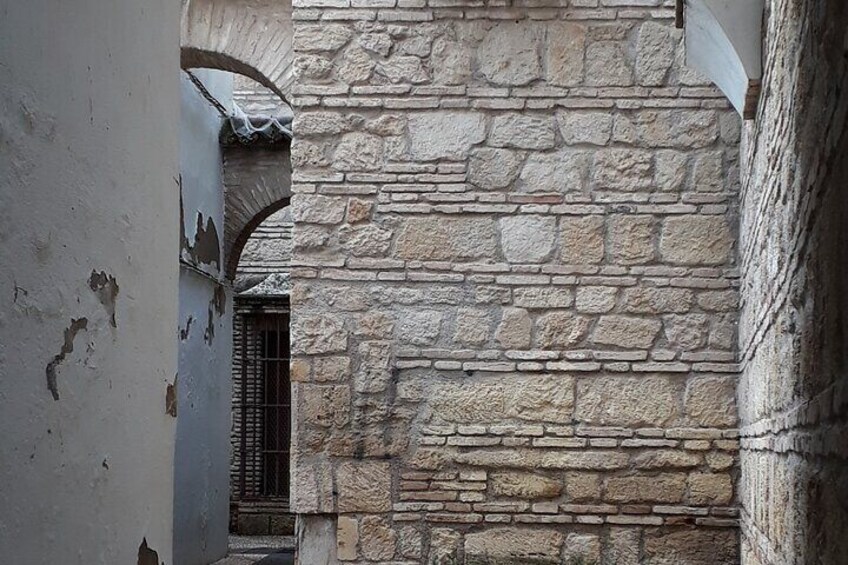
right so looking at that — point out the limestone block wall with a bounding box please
[289,3,742,563]
[737,1,848,563]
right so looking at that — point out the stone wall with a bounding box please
[737,1,848,563]
[289,3,742,563]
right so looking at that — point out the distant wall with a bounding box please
[174,69,234,565]
[738,1,848,563]
[0,0,180,562]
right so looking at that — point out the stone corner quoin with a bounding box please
[289,3,741,564]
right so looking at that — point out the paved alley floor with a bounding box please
[212,535,296,565]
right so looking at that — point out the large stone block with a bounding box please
[636,21,677,86]
[490,114,557,150]
[628,110,719,149]
[605,473,687,503]
[454,308,493,346]
[575,286,618,314]
[495,308,532,349]
[359,516,397,561]
[519,150,589,193]
[660,216,734,265]
[469,148,523,190]
[663,314,709,350]
[490,472,563,499]
[395,217,498,261]
[292,314,348,354]
[514,287,574,309]
[562,533,601,565]
[338,224,393,257]
[396,310,443,346]
[558,111,613,146]
[332,133,384,171]
[431,37,473,85]
[336,461,392,512]
[465,528,563,564]
[560,216,605,264]
[586,41,633,86]
[407,111,487,161]
[593,149,653,191]
[297,384,351,429]
[609,215,656,265]
[591,315,662,349]
[500,216,556,263]
[643,528,739,564]
[623,287,694,314]
[685,375,737,427]
[478,22,543,86]
[546,22,586,86]
[291,194,346,225]
[575,375,683,426]
[688,472,733,505]
[293,24,352,52]
[536,312,591,349]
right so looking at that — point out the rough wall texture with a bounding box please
[174,69,233,565]
[0,1,179,563]
[290,3,742,563]
[737,1,848,564]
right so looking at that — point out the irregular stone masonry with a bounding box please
[289,1,742,563]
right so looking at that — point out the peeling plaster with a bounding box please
[203,284,227,345]
[179,316,194,341]
[45,317,88,400]
[88,270,119,327]
[137,538,162,565]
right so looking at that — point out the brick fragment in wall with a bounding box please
[288,5,743,564]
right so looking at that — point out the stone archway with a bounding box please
[180,0,294,104]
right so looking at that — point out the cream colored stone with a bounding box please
[663,314,709,350]
[689,472,733,505]
[500,216,556,263]
[396,310,443,346]
[478,22,542,86]
[395,217,497,261]
[686,375,737,427]
[298,384,351,428]
[576,375,683,426]
[337,516,358,561]
[468,148,523,190]
[398,526,422,560]
[576,286,617,314]
[631,110,719,149]
[490,471,562,498]
[454,308,492,346]
[508,375,575,424]
[563,533,601,564]
[633,450,701,469]
[377,55,428,84]
[293,24,352,52]
[333,133,383,172]
[490,113,557,150]
[546,22,586,86]
[609,215,656,264]
[536,312,591,348]
[339,224,393,257]
[565,472,600,501]
[591,316,662,349]
[359,516,397,561]
[312,356,350,382]
[586,41,633,86]
[514,287,574,309]
[557,111,613,146]
[593,149,653,191]
[661,215,734,265]
[465,528,563,564]
[292,314,348,354]
[519,149,589,192]
[336,44,375,84]
[429,528,461,563]
[408,111,486,161]
[336,461,392,512]
[355,311,394,339]
[605,473,687,503]
[560,216,605,264]
[623,287,694,314]
[495,308,532,349]
[643,528,738,564]
[431,37,472,85]
[636,21,676,86]
[292,194,346,225]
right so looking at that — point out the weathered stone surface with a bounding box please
[454,308,492,346]
[586,41,633,86]
[333,133,383,171]
[685,375,737,427]
[514,287,573,309]
[623,287,694,314]
[395,217,497,261]
[396,310,443,346]
[465,528,563,564]
[519,150,589,193]
[591,316,662,349]
[593,149,653,191]
[560,216,605,264]
[336,461,391,512]
[536,312,591,348]
[688,472,733,505]
[293,24,352,52]
[355,311,394,339]
[655,150,690,191]
[430,381,505,423]
[557,111,613,146]
[576,286,618,314]
[292,194,346,225]
[346,198,373,223]
[663,314,709,350]
[489,472,562,499]
[478,22,542,86]
[298,384,350,428]
[697,290,738,312]
[633,450,701,469]
[691,150,724,192]
[431,37,472,85]
[336,516,358,561]
[546,22,586,87]
[565,472,600,501]
[398,526,422,560]
[469,148,523,190]
[510,375,575,423]
[609,215,656,264]
[660,216,734,265]
[605,473,687,503]
[562,533,601,565]
[407,111,486,161]
[429,528,461,563]
[608,527,640,565]
[292,314,348,354]
[339,224,393,256]
[359,516,397,561]
[643,528,739,564]
[294,54,334,81]
[636,22,676,86]
[576,375,683,426]
[490,114,557,150]
[377,55,428,84]
[500,216,556,263]
[495,308,532,349]
[456,448,630,470]
[629,110,719,149]
[294,112,348,136]
[312,356,350,383]
[358,32,392,57]
[336,44,375,84]
[355,341,391,393]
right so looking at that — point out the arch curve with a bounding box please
[180,0,293,104]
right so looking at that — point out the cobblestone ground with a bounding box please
[212,535,295,565]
